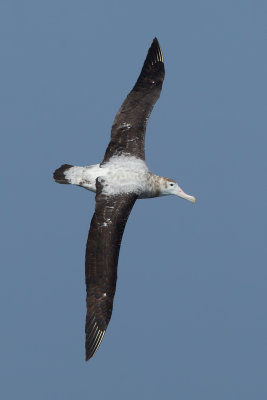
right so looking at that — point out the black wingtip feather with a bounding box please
[85,316,106,361]
[144,37,164,67]
[53,164,73,184]
[136,37,165,87]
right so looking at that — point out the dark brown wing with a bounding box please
[102,37,165,163]
[85,178,137,360]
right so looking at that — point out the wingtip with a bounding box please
[85,314,107,361]
[147,37,164,65]
[85,330,106,361]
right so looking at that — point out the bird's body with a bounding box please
[55,156,192,199]
[54,38,195,361]
[56,157,149,196]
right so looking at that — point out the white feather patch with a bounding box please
[100,156,149,195]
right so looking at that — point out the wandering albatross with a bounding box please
[54,38,196,361]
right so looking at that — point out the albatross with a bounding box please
[54,38,196,361]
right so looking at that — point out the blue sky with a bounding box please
[1,1,267,399]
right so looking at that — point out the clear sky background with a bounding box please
[1,1,267,399]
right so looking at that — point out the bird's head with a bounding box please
[159,178,196,203]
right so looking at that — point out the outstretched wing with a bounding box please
[85,178,137,360]
[102,37,165,163]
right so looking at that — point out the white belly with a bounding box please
[64,156,150,196]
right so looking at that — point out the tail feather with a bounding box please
[53,164,73,184]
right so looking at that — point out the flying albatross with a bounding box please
[54,38,196,361]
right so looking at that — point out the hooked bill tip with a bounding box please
[177,186,196,204]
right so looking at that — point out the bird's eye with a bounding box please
[170,183,174,187]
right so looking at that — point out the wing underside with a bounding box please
[85,179,137,360]
[102,38,165,163]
